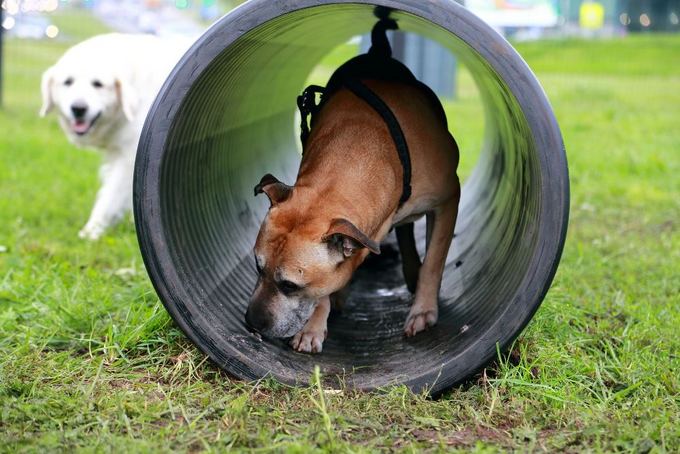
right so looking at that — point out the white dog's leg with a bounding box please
[79,152,134,240]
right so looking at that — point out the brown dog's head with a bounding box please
[245,174,380,338]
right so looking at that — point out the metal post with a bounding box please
[360,31,458,100]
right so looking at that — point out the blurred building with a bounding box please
[622,0,679,32]
[559,0,679,33]
[464,1,679,36]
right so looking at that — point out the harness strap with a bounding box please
[343,79,412,206]
[297,80,412,207]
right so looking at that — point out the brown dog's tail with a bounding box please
[368,17,398,58]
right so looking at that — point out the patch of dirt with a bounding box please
[108,379,136,390]
[410,426,512,448]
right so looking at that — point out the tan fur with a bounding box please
[246,80,460,352]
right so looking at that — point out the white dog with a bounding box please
[40,33,190,240]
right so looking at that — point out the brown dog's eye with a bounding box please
[278,280,302,294]
[92,80,103,89]
[64,78,74,86]
[255,261,263,275]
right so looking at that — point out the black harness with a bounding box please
[297,80,412,206]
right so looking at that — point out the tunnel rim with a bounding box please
[134,0,569,395]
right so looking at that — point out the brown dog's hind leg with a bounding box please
[404,196,459,337]
[290,296,330,353]
[396,223,421,294]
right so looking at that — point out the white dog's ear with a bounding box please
[40,66,55,117]
[115,78,138,121]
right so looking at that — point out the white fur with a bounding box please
[40,33,191,240]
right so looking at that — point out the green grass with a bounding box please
[1,16,679,451]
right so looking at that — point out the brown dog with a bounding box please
[245,18,460,353]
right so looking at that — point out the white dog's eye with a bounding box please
[92,80,103,89]
[64,77,74,86]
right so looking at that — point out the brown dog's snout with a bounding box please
[245,303,272,333]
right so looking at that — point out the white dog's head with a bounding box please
[40,37,139,148]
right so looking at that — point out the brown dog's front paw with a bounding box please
[404,310,438,337]
[290,328,327,353]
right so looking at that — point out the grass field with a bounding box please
[1,12,679,452]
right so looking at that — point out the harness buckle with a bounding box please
[297,85,325,148]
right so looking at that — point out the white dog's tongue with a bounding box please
[73,120,89,134]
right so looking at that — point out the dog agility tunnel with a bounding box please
[134,0,569,395]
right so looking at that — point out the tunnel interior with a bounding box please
[135,1,568,393]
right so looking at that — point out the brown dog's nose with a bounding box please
[245,305,271,333]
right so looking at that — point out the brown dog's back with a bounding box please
[298,80,459,233]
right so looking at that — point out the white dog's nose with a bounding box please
[71,103,88,119]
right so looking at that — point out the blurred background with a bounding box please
[1,0,679,106]
[1,0,679,139]
[2,0,680,96]
[2,0,680,45]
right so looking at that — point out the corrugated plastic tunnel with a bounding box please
[134,0,569,395]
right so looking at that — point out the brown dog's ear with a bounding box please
[254,173,292,206]
[322,218,380,258]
